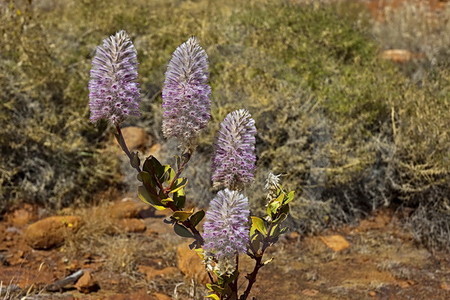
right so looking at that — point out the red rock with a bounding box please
[319,235,350,252]
[116,126,149,152]
[398,280,411,288]
[302,289,319,296]
[24,216,82,249]
[105,289,157,300]
[117,218,146,233]
[440,282,450,291]
[286,231,300,241]
[144,218,173,236]
[5,204,37,227]
[109,199,148,219]
[138,265,179,281]
[147,143,161,158]
[0,266,55,288]
[380,49,425,63]
[177,243,210,284]
[74,271,99,293]
[153,293,172,300]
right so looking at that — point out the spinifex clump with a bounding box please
[89,34,294,300]
[88,30,140,125]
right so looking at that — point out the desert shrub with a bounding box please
[198,1,404,229]
[388,70,450,250]
[371,0,450,75]
[0,1,120,213]
[368,0,450,250]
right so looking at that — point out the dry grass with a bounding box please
[58,202,205,297]
[61,203,142,274]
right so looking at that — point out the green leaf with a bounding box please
[138,186,166,210]
[266,205,273,218]
[284,191,295,204]
[172,189,186,209]
[275,193,285,204]
[206,284,224,293]
[189,210,205,227]
[139,171,158,190]
[161,197,174,205]
[205,294,220,300]
[267,201,281,215]
[250,232,263,252]
[172,210,193,222]
[279,203,290,216]
[251,216,267,235]
[174,223,194,238]
[130,152,140,168]
[143,156,164,177]
[273,213,288,224]
[160,165,176,183]
[263,257,274,265]
[170,177,188,194]
[269,224,281,237]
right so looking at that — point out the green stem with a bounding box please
[165,150,192,193]
[115,124,141,173]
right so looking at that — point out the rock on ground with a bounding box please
[24,216,82,249]
[177,242,210,284]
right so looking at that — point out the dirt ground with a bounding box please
[0,201,449,300]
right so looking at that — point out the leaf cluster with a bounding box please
[135,154,205,249]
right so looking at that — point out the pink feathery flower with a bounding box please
[211,109,257,190]
[89,30,140,125]
[162,37,211,144]
[202,189,250,259]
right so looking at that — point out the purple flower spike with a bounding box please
[203,189,250,259]
[89,30,140,125]
[162,37,211,144]
[212,109,257,190]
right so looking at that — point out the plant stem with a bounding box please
[239,222,275,300]
[230,255,239,299]
[166,202,205,246]
[183,218,205,245]
[115,124,141,173]
[239,255,263,300]
[166,150,192,193]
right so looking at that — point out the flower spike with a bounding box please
[212,109,257,190]
[203,189,250,260]
[89,30,140,125]
[162,37,211,145]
